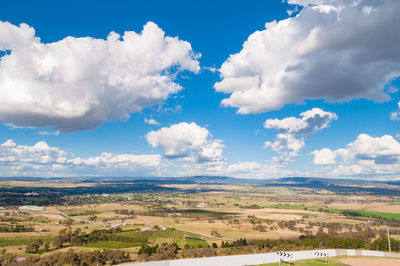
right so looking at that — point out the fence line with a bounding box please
[120,249,400,266]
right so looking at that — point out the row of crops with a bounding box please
[0,236,53,247]
[0,229,209,249]
[113,229,210,248]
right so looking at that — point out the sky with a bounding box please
[1,0,400,179]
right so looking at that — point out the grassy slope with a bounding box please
[84,241,140,249]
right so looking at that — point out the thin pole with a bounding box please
[387,228,391,253]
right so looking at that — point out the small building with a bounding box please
[19,205,45,211]
[24,192,39,196]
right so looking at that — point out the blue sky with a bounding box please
[1,0,400,179]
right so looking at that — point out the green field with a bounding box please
[254,258,345,266]
[179,209,236,218]
[113,229,209,248]
[347,210,400,220]
[0,236,53,247]
[84,241,140,249]
[266,204,312,210]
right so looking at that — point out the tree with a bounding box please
[43,241,50,252]
[26,239,43,254]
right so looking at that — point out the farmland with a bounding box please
[113,229,210,248]
[84,241,140,249]
[1,176,400,264]
[0,236,52,247]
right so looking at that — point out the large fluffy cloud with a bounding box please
[0,139,162,176]
[0,139,68,172]
[312,134,400,176]
[146,122,225,164]
[311,148,337,165]
[215,0,400,114]
[264,108,337,135]
[0,21,200,132]
[70,153,162,170]
[264,108,336,163]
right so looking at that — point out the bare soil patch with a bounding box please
[338,257,400,266]
[32,206,67,220]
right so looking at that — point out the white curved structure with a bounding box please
[121,249,400,266]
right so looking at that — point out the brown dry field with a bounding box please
[161,183,252,191]
[236,208,326,218]
[172,218,299,240]
[330,202,400,213]
[31,207,66,220]
[338,257,400,266]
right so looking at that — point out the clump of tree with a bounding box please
[52,227,126,250]
[253,224,267,232]
[182,247,216,258]
[299,236,366,249]
[115,209,135,216]
[221,238,248,248]
[371,237,400,252]
[138,243,178,261]
[0,224,34,232]
[26,239,43,254]
[239,204,262,209]
[219,236,366,254]
[138,244,159,257]
[2,248,130,266]
[211,230,221,237]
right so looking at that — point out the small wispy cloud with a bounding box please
[144,118,160,125]
[38,130,60,136]
[203,66,217,73]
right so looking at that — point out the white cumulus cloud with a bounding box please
[215,0,400,114]
[312,133,400,177]
[264,108,337,135]
[70,152,162,170]
[144,118,160,125]
[146,122,225,164]
[311,147,337,165]
[0,21,200,132]
[264,108,337,163]
[0,139,69,175]
[264,133,305,163]
[0,139,163,176]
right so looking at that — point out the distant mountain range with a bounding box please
[1,175,400,197]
